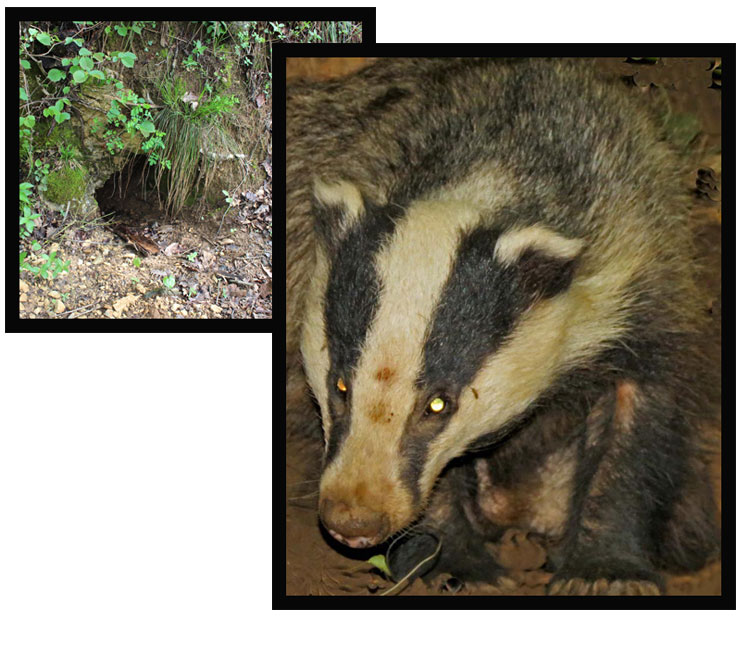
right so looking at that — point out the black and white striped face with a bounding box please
[301,180,590,548]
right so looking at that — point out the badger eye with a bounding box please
[336,377,348,394]
[427,396,446,414]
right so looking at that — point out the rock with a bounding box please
[19,280,29,293]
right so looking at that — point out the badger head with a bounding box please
[301,179,597,549]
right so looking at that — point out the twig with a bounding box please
[58,302,99,318]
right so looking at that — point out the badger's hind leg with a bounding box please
[548,380,719,596]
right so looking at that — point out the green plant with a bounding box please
[132,256,142,268]
[151,75,241,215]
[20,241,70,280]
[19,182,40,236]
[186,251,198,262]
[162,275,176,290]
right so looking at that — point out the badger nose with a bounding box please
[319,498,390,548]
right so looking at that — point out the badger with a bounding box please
[286,58,720,595]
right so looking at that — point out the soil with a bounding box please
[284,56,723,597]
[18,162,272,320]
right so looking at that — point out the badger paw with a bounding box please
[387,532,442,582]
[547,577,661,595]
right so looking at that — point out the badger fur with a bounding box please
[286,58,720,595]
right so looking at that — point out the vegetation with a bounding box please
[18,20,360,287]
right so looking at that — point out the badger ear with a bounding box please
[494,225,584,299]
[311,179,365,252]
[312,179,364,222]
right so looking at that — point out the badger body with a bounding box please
[286,58,719,595]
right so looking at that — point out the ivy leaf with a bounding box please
[72,69,88,84]
[47,68,66,82]
[119,52,136,68]
[78,46,92,56]
[132,25,142,35]
[116,25,128,36]
[36,32,52,46]
[89,70,105,80]
[79,56,94,71]
[20,59,31,70]
[55,112,71,123]
[61,58,71,66]
[20,87,28,101]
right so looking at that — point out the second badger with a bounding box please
[287,58,719,595]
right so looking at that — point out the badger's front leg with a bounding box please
[548,379,703,596]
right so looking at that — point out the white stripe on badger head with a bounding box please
[494,224,584,266]
[320,198,486,522]
[300,244,333,439]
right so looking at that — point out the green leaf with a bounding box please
[54,99,65,112]
[20,59,31,70]
[47,68,65,82]
[119,52,136,68]
[138,120,155,136]
[72,69,88,84]
[62,86,70,94]
[20,182,34,192]
[78,46,92,56]
[368,555,392,577]
[132,25,142,35]
[116,25,128,36]
[32,241,42,251]
[73,38,84,47]
[20,87,28,101]
[79,56,94,71]
[61,57,71,66]
[36,32,51,46]
[55,112,71,123]
[89,70,105,80]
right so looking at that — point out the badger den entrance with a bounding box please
[95,156,166,255]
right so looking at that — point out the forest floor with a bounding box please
[18,173,272,320]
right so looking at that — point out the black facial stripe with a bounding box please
[322,201,404,465]
[421,226,526,393]
[399,434,433,507]
[324,200,404,378]
[324,404,350,466]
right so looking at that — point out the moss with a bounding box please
[46,164,87,204]
[44,123,80,150]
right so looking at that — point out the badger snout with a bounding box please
[319,498,391,548]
